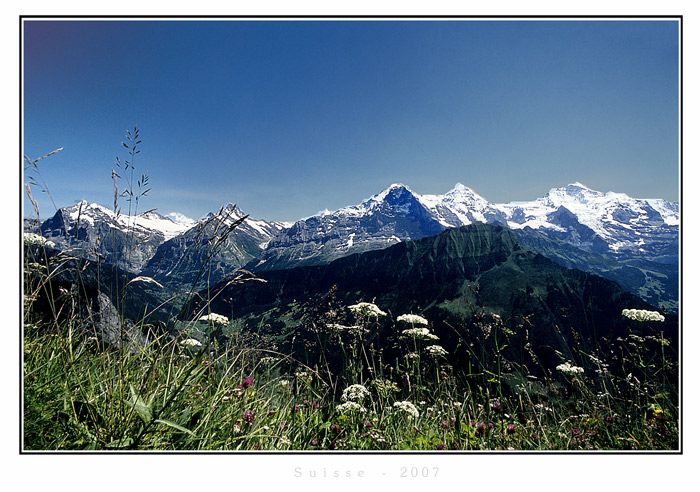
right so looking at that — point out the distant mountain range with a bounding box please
[24,182,679,311]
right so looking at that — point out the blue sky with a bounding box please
[23,18,680,223]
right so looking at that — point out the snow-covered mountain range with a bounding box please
[36,200,194,271]
[247,182,678,271]
[423,182,678,263]
[26,182,679,309]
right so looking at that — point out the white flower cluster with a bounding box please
[393,401,420,419]
[180,338,202,347]
[622,308,665,323]
[397,314,428,326]
[348,302,387,318]
[556,361,584,375]
[336,401,367,414]
[198,313,229,326]
[425,345,448,357]
[400,327,439,341]
[23,233,56,248]
[341,384,370,403]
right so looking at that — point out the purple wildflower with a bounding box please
[330,424,342,434]
[441,420,450,430]
[242,410,255,424]
[507,423,516,435]
[436,444,446,450]
[242,376,254,388]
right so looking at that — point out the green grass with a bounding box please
[23,295,679,451]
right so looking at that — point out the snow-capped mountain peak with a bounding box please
[329,183,420,219]
[363,182,414,206]
[60,200,192,239]
[166,212,196,228]
[418,183,491,227]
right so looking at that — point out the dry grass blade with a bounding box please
[24,147,64,168]
[25,183,40,221]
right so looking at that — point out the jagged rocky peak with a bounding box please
[204,202,246,221]
[363,183,417,209]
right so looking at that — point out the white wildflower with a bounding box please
[198,313,229,326]
[556,361,584,375]
[393,401,420,419]
[425,345,448,357]
[336,401,367,414]
[397,314,428,326]
[23,233,55,248]
[622,308,665,323]
[400,327,439,341]
[180,338,202,347]
[341,384,370,403]
[348,302,387,318]
[278,436,292,447]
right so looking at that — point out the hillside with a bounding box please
[194,223,676,374]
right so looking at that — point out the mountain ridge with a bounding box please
[30,181,679,311]
[193,223,676,374]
